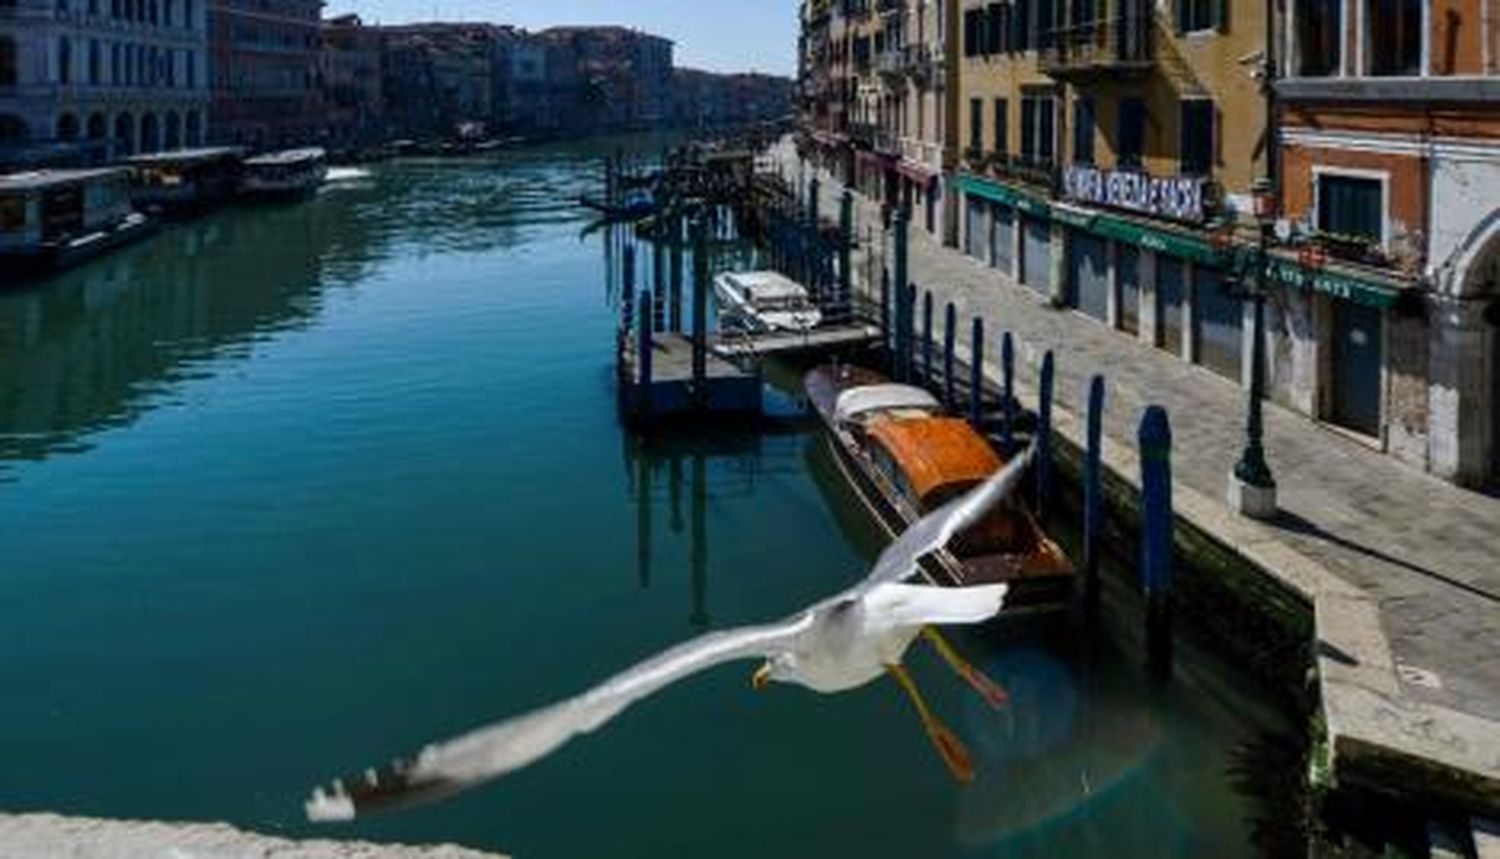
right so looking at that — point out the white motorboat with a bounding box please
[240,148,329,201]
[712,270,823,333]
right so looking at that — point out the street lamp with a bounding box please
[1227,177,1278,520]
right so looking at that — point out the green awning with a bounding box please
[1265,258,1406,309]
[1090,213,1223,266]
[954,174,1051,220]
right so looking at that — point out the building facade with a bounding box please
[208,0,322,149]
[319,13,381,146]
[377,23,496,138]
[1275,0,1500,486]
[0,0,209,165]
[536,26,674,132]
[799,0,1500,487]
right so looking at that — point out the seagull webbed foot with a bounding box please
[923,627,1009,710]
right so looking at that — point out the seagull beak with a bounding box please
[751,664,772,691]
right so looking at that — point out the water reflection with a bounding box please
[0,138,679,473]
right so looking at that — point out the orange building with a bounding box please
[1275,0,1500,486]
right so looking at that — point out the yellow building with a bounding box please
[953,0,1271,389]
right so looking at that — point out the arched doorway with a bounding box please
[87,112,106,141]
[139,112,159,153]
[114,112,134,155]
[56,113,80,141]
[164,111,181,149]
[185,110,201,146]
[0,114,26,144]
[1450,212,1500,486]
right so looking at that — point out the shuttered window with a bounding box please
[1175,0,1227,32]
[1179,99,1214,176]
[1118,97,1145,169]
[1074,98,1095,165]
[1317,175,1383,243]
[970,98,984,151]
[994,98,1009,155]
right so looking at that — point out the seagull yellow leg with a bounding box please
[886,664,974,784]
[923,627,1009,710]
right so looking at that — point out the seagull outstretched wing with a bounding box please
[306,611,817,821]
[854,441,1036,594]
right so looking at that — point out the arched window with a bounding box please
[57,37,71,85]
[0,36,16,88]
[139,112,159,152]
[113,111,134,155]
[164,110,180,148]
[86,112,106,139]
[56,113,79,140]
[185,109,200,145]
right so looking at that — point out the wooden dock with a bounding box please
[619,333,763,422]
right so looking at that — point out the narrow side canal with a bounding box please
[0,136,1296,857]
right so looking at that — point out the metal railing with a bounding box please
[1040,13,1154,77]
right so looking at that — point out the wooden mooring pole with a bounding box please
[922,291,934,387]
[637,291,654,418]
[691,216,709,398]
[1140,406,1174,679]
[1001,332,1016,453]
[969,316,984,430]
[1084,375,1106,616]
[1036,350,1055,519]
[670,215,684,332]
[943,302,956,409]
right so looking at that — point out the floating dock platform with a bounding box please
[619,332,763,422]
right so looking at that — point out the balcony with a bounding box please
[1040,14,1153,80]
[901,44,937,84]
[875,49,903,84]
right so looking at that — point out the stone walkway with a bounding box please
[776,143,1500,811]
[0,813,507,858]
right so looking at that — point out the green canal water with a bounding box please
[0,137,1296,857]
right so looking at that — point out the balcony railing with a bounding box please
[1040,14,1154,79]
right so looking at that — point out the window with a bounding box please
[185,49,194,88]
[1012,0,1033,51]
[1020,93,1055,165]
[1295,0,1341,75]
[1073,98,1095,165]
[1176,0,1225,32]
[969,98,984,152]
[58,37,72,85]
[1179,99,1214,175]
[0,36,16,88]
[1035,0,1056,48]
[1367,0,1421,76]
[993,98,1008,155]
[1118,97,1146,169]
[986,3,1009,54]
[88,40,100,85]
[1317,174,1383,243]
[964,7,984,57]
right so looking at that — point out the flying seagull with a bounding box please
[306,443,1037,822]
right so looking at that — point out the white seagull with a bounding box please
[306,443,1037,822]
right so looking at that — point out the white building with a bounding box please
[0,0,209,165]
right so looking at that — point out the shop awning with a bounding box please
[954,173,1051,220]
[1265,257,1409,310]
[1090,213,1222,266]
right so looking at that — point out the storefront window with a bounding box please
[1157,257,1186,354]
[1118,245,1141,335]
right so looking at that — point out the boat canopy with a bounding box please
[867,417,1002,502]
[719,271,808,302]
[245,148,327,167]
[834,384,940,424]
[0,168,130,193]
[126,147,244,166]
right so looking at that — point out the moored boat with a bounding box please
[713,270,823,333]
[240,148,329,201]
[0,168,157,279]
[126,147,245,215]
[806,363,1074,612]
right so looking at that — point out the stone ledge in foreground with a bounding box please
[0,813,508,858]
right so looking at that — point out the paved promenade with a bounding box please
[776,143,1500,812]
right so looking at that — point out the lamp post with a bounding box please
[1227,178,1278,520]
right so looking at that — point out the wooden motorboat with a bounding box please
[713,270,823,334]
[240,147,328,201]
[0,168,157,279]
[806,364,1074,612]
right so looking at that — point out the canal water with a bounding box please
[0,137,1294,857]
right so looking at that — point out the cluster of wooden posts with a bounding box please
[877,224,1179,678]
